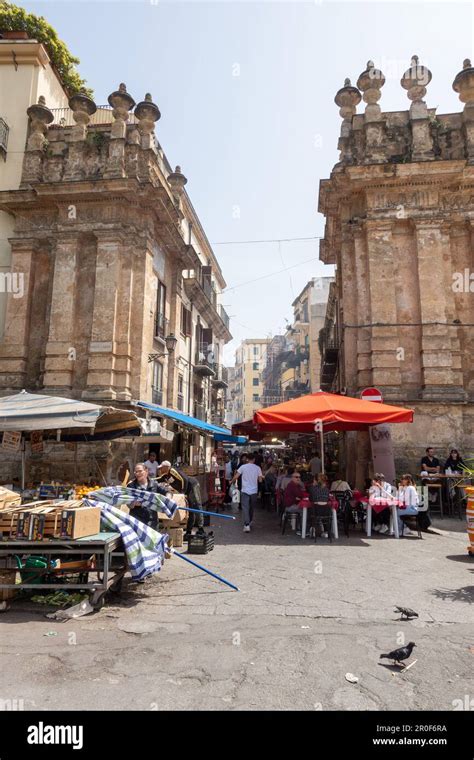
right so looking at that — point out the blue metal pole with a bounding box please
[179,507,235,520]
[171,549,239,591]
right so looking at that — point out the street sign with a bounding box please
[314,419,323,432]
[361,387,383,403]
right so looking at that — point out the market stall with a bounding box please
[0,390,143,490]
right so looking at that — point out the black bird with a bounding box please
[394,606,418,620]
[380,642,416,667]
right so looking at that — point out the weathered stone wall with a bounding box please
[319,58,474,485]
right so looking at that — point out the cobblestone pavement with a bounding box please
[1,505,473,711]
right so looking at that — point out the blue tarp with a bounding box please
[135,401,247,444]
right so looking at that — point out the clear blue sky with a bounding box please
[23,1,473,363]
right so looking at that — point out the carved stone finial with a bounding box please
[334,80,361,163]
[134,94,160,147]
[167,165,188,201]
[334,79,361,122]
[107,84,136,139]
[454,60,474,160]
[26,96,54,150]
[357,61,385,121]
[68,93,97,141]
[401,56,432,105]
[453,58,474,105]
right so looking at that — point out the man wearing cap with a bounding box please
[157,461,204,540]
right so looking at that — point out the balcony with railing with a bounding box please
[211,364,229,389]
[194,344,216,377]
[319,325,339,392]
[182,272,232,342]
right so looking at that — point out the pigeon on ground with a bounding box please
[380,642,416,666]
[394,606,418,620]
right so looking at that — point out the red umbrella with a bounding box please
[253,391,414,433]
[252,392,414,475]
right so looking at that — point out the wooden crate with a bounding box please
[0,570,18,601]
[0,500,86,539]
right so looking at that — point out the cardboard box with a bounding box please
[16,511,31,539]
[165,527,183,548]
[158,493,188,527]
[0,487,21,510]
[60,506,101,539]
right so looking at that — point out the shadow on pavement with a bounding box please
[429,585,474,604]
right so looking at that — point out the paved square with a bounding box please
[1,507,473,711]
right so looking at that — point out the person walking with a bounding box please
[231,452,263,533]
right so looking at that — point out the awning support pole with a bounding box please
[171,549,239,591]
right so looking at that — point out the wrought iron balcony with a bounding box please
[211,364,229,389]
[320,338,339,392]
[182,273,232,342]
[194,344,216,377]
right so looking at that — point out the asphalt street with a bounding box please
[1,505,473,711]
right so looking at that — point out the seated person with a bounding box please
[369,473,396,535]
[397,473,419,536]
[283,471,305,513]
[420,447,441,479]
[308,473,331,538]
[444,448,465,474]
[330,474,352,493]
[308,472,330,504]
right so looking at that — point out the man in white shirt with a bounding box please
[143,451,158,478]
[231,452,263,532]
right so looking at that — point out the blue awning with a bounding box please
[135,401,247,444]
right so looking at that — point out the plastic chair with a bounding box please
[310,503,333,542]
[331,490,353,537]
[281,508,301,535]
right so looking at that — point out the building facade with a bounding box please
[232,338,270,422]
[0,35,231,482]
[318,57,474,484]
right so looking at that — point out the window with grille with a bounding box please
[155,281,167,338]
[181,304,192,337]
[0,118,9,159]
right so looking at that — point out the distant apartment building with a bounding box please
[232,339,271,422]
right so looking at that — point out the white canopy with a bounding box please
[0,391,138,433]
